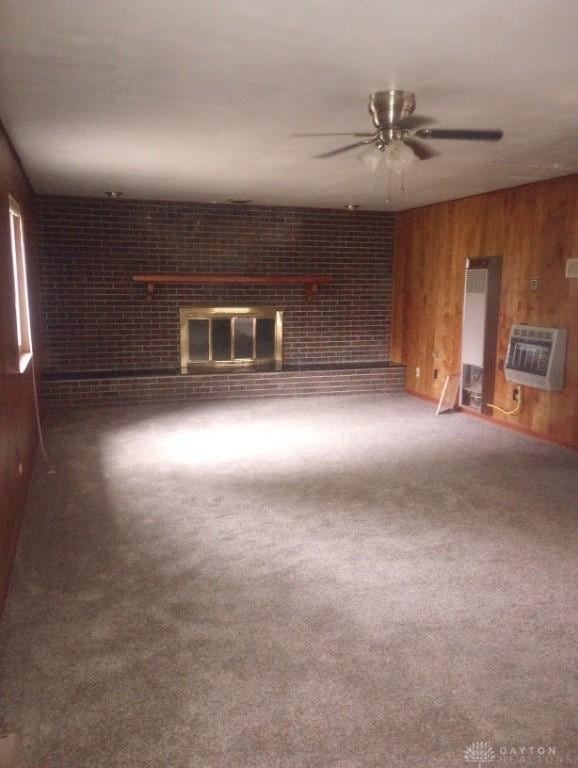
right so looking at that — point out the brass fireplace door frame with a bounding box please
[180,307,283,373]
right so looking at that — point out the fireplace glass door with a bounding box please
[180,308,282,373]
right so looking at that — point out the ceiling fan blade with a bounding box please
[415,128,504,141]
[399,114,435,129]
[315,138,376,159]
[294,132,376,138]
[403,137,439,160]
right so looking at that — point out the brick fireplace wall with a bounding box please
[36,197,395,375]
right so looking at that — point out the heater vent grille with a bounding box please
[465,269,488,294]
[505,324,567,391]
[514,327,554,341]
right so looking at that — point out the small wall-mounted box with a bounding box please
[565,258,578,278]
[505,325,567,391]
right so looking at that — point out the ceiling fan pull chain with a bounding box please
[385,166,392,205]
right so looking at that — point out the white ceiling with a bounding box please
[1,0,577,211]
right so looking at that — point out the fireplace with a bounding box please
[180,307,283,374]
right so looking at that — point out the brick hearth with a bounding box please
[42,363,405,408]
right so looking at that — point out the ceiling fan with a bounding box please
[297,90,503,163]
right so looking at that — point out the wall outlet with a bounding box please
[529,278,539,291]
[565,258,578,278]
[415,366,420,378]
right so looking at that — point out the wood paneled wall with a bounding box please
[0,122,38,609]
[392,175,578,448]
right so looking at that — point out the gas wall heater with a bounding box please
[460,258,501,413]
[505,325,567,391]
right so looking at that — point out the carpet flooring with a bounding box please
[1,394,577,767]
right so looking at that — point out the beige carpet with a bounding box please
[1,394,577,767]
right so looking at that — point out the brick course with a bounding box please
[36,197,395,374]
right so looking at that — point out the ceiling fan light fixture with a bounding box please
[383,140,415,173]
[357,145,383,173]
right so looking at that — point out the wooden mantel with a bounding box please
[132,273,332,301]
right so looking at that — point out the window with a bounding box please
[9,196,32,372]
[180,307,283,373]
